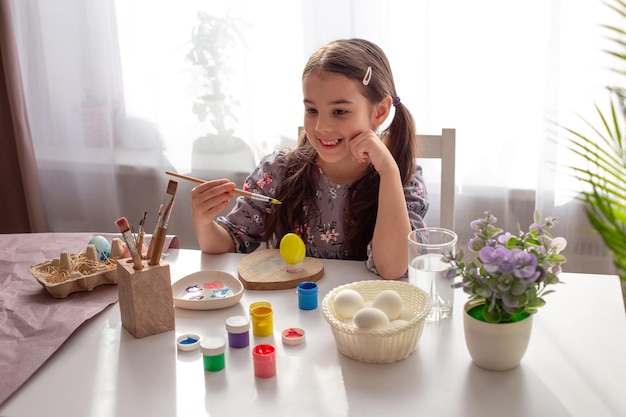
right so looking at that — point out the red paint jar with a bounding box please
[252,344,276,378]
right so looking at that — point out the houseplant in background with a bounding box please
[186,11,255,173]
[563,0,626,313]
[444,211,567,370]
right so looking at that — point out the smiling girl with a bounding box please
[191,38,428,279]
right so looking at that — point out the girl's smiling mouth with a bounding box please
[319,137,342,146]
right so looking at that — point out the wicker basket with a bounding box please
[321,280,431,364]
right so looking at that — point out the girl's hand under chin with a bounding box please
[348,130,396,175]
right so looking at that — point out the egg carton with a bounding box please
[321,280,431,364]
[29,241,124,298]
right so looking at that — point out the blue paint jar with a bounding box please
[297,281,318,310]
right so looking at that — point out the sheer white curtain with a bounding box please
[8,0,616,271]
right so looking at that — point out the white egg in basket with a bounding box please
[372,289,404,320]
[333,288,365,319]
[322,280,431,364]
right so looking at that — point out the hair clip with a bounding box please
[362,66,372,86]
[393,96,401,106]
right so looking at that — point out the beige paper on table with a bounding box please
[0,232,179,405]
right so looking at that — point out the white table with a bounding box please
[1,249,625,417]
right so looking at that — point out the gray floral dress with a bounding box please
[216,149,429,274]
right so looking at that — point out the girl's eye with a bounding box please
[334,109,347,115]
[305,108,317,114]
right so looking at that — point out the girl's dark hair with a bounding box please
[263,38,418,260]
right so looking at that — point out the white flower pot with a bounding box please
[463,300,533,371]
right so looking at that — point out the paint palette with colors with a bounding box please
[172,270,244,310]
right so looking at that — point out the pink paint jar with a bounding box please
[252,344,276,378]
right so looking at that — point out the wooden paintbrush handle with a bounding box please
[148,227,167,266]
[146,233,156,260]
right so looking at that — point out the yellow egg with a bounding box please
[279,233,306,265]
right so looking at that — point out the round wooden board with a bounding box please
[237,249,324,290]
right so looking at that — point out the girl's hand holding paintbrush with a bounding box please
[191,178,239,224]
[166,170,281,254]
[190,179,239,254]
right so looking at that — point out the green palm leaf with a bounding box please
[564,0,626,312]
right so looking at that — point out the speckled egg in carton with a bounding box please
[29,237,126,298]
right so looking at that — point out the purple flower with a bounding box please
[468,237,484,252]
[484,238,499,248]
[529,223,543,236]
[544,216,556,228]
[479,246,515,274]
[497,232,514,245]
[550,237,567,253]
[511,248,538,279]
[445,267,459,281]
[470,219,484,230]
[511,279,527,296]
[502,292,527,308]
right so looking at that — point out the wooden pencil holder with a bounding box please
[116,259,175,339]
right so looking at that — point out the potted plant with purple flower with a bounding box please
[443,211,567,370]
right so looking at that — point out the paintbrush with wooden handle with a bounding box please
[149,180,178,266]
[165,171,282,205]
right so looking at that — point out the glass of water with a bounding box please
[408,227,457,321]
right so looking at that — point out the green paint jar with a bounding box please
[201,336,225,372]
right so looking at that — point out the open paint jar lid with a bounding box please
[176,334,201,351]
[281,327,306,345]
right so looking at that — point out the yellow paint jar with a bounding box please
[251,305,273,337]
